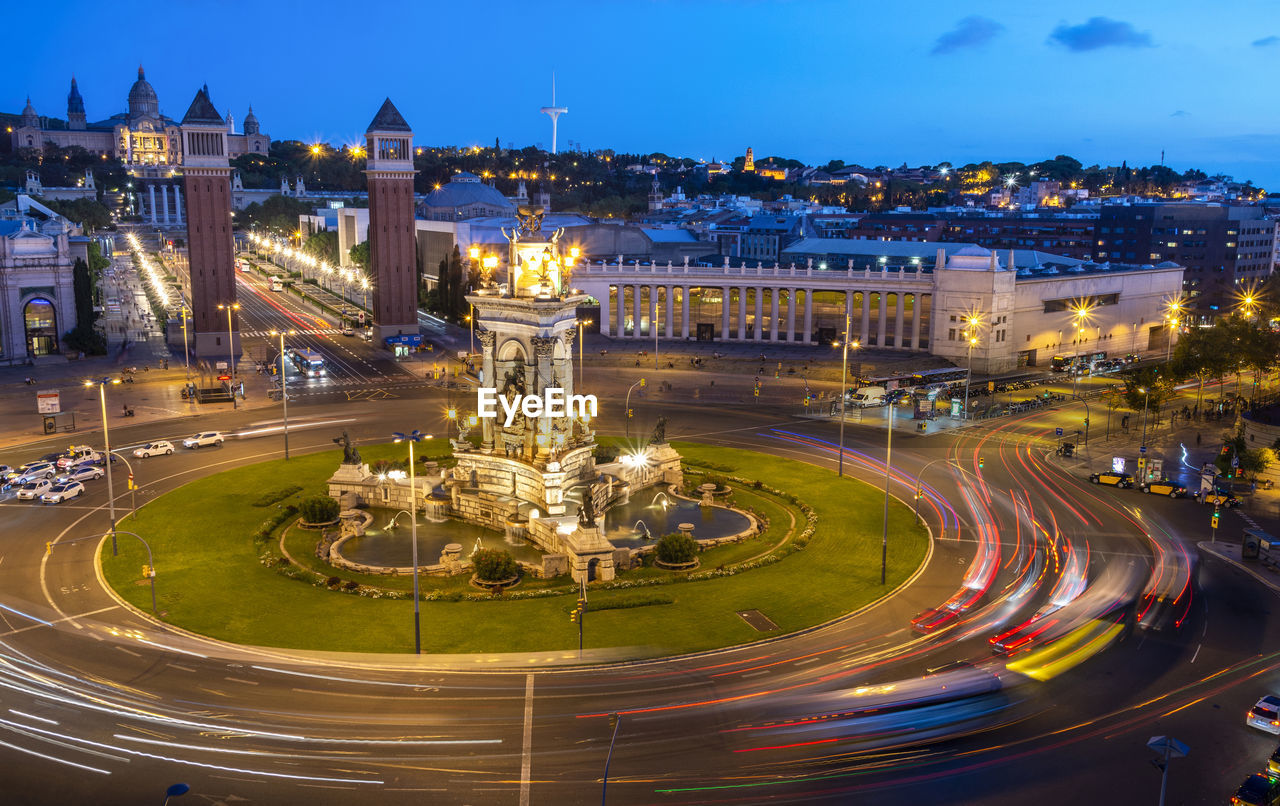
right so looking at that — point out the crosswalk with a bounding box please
[242,328,341,338]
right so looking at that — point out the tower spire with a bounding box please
[539,72,568,155]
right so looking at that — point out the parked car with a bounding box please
[1140,479,1187,498]
[57,445,102,469]
[1232,773,1280,805]
[41,482,85,504]
[134,440,175,458]
[1204,491,1242,508]
[15,479,53,500]
[56,465,104,484]
[1089,471,1134,488]
[1248,695,1280,734]
[182,432,224,449]
[1269,743,1280,777]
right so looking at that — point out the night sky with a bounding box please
[10,0,1280,188]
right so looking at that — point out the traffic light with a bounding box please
[639,378,646,388]
[142,564,153,578]
[978,457,985,469]
[627,409,633,419]
[578,598,587,610]
[570,609,579,623]
[1211,513,1220,529]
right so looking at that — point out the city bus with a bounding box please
[270,276,286,292]
[289,348,326,378]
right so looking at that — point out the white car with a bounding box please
[1249,696,1280,734]
[41,482,85,504]
[134,440,175,458]
[15,479,53,500]
[15,462,58,482]
[57,446,102,469]
[182,432,224,449]
[56,465,104,484]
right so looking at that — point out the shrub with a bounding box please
[594,444,620,463]
[325,576,341,588]
[703,474,728,491]
[299,496,339,524]
[472,548,519,582]
[655,532,699,565]
[252,505,298,542]
[253,485,303,507]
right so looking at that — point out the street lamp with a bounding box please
[216,302,240,410]
[392,429,427,654]
[269,330,296,459]
[178,303,191,383]
[881,386,895,585]
[85,377,122,556]
[964,335,978,420]
[1139,385,1151,456]
[624,379,646,440]
[835,316,860,477]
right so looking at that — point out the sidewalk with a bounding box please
[1199,540,1280,596]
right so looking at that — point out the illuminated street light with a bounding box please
[84,377,122,556]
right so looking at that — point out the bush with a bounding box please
[655,533,699,565]
[472,548,518,582]
[252,505,298,542]
[253,485,303,507]
[703,475,728,491]
[594,444,620,463]
[299,496,339,524]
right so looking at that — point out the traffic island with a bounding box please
[99,441,928,658]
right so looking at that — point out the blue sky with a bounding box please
[10,0,1280,188]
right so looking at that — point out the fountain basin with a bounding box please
[603,489,754,550]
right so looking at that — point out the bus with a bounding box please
[1051,352,1107,374]
[910,367,969,387]
[270,276,285,291]
[290,348,326,378]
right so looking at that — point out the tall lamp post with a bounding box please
[179,303,191,383]
[269,330,296,459]
[86,377,122,556]
[217,302,240,410]
[577,318,592,390]
[881,394,894,585]
[964,334,978,420]
[1139,385,1151,455]
[392,430,427,654]
[835,315,859,477]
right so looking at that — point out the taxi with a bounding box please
[1141,478,1188,498]
[1203,491,1242,508]
[1088,471,1133,488]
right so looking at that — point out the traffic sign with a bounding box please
[1139,446,1147,454]
[1147,736,1189,759]
[1055,427,1064,437]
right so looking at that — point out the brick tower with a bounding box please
[180,85,238,358]
[364,98,418,341]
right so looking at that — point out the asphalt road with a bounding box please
[0,350,1277,804]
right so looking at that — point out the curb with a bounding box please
[1198,541,1280,596]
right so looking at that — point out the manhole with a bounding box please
[737,609,779,631]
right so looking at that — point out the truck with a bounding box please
[850,386,887,407]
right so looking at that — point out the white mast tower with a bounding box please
[539,73,568,154]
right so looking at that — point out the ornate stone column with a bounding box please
[721,287,731,340]
[786,288,797,341]
[754,287,764,341]
[478,330,497,452]
[160,185,170,225]
[632,285,642,339]
[148,185,157,224]
[769,288,779,341]
[664,286,674,338]
[648,285,658,340]
[616,284,626,338]
[681,287,690,339]
[738,288,747,340]
[531,336,556,460]
[599,285,611,336]
[911,293,924,349]
[802,289,813,344]
[174,185,183,224]
[860,291,872,344]
[876,292,888,346]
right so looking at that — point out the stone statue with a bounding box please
[336,430,361,465]
[516,205,544,237]
[649,415,668,445]
[501,367,526,397]
[578,491,597,528]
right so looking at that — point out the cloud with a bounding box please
[931,16,1005,55]
[1170,110,1189,118]
[1048,17,1153,51]
[1252,35,1280,47]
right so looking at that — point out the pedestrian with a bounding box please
[1196,433,1202,446]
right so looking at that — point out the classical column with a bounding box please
[665,286,674,338]
[681,286,690,339]
[616,284,626,338]
[877,292,888,346]
[747,287,757,340]
[599,285,612,336]
[860,291,871,344]
[785,288,797,341]
[478,330,497,452]
[769,288,779,341]
[174,185,183,224]
[894,292,905,349]
[160,185,170,225]
[738,288,747,340]
[632,284,642,339]
[911,293,924,349]
[802,289,812,344]
[721,287,731,340]
[531,336,556,461]
[148,185,157,224]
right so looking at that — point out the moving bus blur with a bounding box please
[270,276,285,291]
[289,348,326,378]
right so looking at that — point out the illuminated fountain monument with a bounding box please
[445,207,682,581]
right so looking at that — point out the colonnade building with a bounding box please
[569,240,1185,374]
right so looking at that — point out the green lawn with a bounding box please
[100,440,927,657]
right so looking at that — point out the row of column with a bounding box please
[146,184,185,226]
[599,285,928,350]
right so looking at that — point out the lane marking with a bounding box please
[0,605,117,638]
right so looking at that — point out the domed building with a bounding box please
[417,172,517,221]
[9,67,268,175]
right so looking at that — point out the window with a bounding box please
[948,328,956,341]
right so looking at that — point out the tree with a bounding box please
[1119,367,1172,418]
[303,230,338,265]
[299,496,339,524]
[348,240,369,269]
[238,194,312,234]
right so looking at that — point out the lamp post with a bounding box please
[835,309,859,477]
[468,303,475,356]
[392,430,427,654]
[179,303,190,383]
[624,379,646,440]
[881,396,894,585]
[85,377,122,556]
[217,302,240,410]
[964,335,978,420]
[1139,386,1151,454]
[269,330,296,459]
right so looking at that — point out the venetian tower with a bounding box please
[364,98,419,340]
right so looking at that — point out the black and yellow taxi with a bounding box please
[1203,490,1242,508]
[1140,478,1188,498]
[1089,471,1134,488]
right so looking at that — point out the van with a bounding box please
[851,386,887,407]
